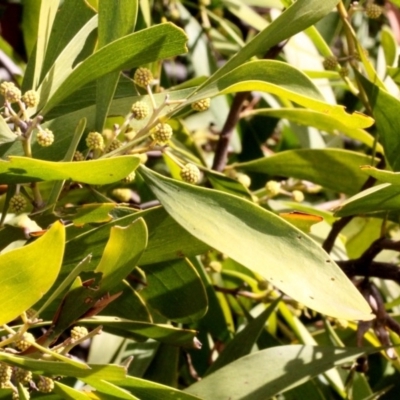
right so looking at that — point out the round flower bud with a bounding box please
[9,194,27,213]
[70,326,88,342]
[339,67,349,78]
[111,188,132,202]
[292,190,305,203]
[14,367,32,384]
[133,67,153,88]
[191,98,211,112]
[180,163,201,184]
[22,90,39,108]
[131,101,150,120]
[152,123,173,144]
[36,129,54,147]
[73,151,85,161]
[122,171,136,183]
[365,3,382,19]
[265,180,281,197]
[106,139,122,153]
[86,132,104,151]
[37,376,54,393]
[0,81,21,103]
[236,173,251,188]
[15,332,35,351]
[0,363,12,387]
[322,56,338,71]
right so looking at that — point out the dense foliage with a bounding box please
[1,0,400,399]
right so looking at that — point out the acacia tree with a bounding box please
[0,0,399,399]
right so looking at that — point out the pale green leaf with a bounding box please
[0,155,140,184]
[361,165,400,185]
[185,345,370,400]
[0,221,65,325]
[139,166,373,321]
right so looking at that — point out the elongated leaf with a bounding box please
[0,221,65,325]
[54,381,92,400]
[112,376,203,400]
[96,0,138,131]
[81,378,139,400]
[41,23,188,114]
[206,297,281,375]
[80,317,197,346]
[357,72,400,170]
[141,258,208,323]
[246,108,378,149]
[237,149,375,195]
[0,155,140,184]
[139,166,373,320]
[334,183,400,217]
[0,353,125,380]
[361,166,400,185]
[201,0,340,85]
[185,345,370,400]
[193,61,373,129]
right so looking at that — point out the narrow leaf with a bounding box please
[139,166,373,321]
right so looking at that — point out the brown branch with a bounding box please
[322,155,385,253]
[211,41,287,172]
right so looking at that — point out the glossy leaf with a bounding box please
[141,258,208,323]
[0,155,140,184]
[41,23,188,114]
[185,345,369,400]
[237,149,375,195]
[139,166,373,321]
[0,221,65,325]
[80,316,198,346]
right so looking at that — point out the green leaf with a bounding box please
[246,108,379,150]
[0,221,65,325]
[357,71,400,170]
[201,0,341,85]
[0,115,17,144]
[138,166,373,321]
[0,155,140,184]
[54,381,92,400]
[41,23,188,114]
[141,258,208,323]
[111,376,203,400]
[205,297,281,375]
[32,0,60,89]
[58,203,116,225]
[237,149,375,195]
[80,316,198,346]
[0,353,126,380]
[95,218,147,293]
[96,0,138,131]
[381,26,397,67]
[334,183,400,217]
[21,0,42,59]
[185,345,370,400]
[360,165,400,185]
[80,378,139,400]
[199,61,373,129]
